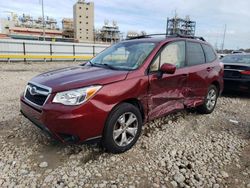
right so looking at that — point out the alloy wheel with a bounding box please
[206,88,217,111]
[113,112,138,147]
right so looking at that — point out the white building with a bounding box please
[73,0,94,42]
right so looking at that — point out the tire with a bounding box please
[102,103,142,154]
[197,85,218,114]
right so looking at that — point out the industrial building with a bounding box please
[0,13,62,40]
[95,20,121,43]
[62,18,74,39]
[0,0,122,43]
[73,0,94,42]
[166,15,196,36]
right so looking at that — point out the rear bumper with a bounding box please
[20,95,107,143]
[224,78,250,92]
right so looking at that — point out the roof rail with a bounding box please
[174,33,206,41]
[126,33,168,40]
[127,33,206,41]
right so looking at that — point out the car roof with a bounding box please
[225,53,250,56]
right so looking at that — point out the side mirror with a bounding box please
[160,63,176,74]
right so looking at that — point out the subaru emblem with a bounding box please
[29,86,38,95]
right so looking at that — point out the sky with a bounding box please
[0,0,250,49]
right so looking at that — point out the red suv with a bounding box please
[20,35,223,153]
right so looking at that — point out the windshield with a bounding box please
[221,54,250,64]
[89,41,156,70]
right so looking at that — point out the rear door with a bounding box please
[147,41,189,120]
[185,41,209,107]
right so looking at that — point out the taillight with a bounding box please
[241,70,250,75]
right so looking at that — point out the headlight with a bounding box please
[52,85,102,106]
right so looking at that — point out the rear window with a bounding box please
[221,55,250,64]
[187,42,205,66]
[202,44,217,62]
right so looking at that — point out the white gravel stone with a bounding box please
[110,156,116,162]
[213,183,220,188]
[44,175,54,183]
[173,173,185,184]
[69,171,78,177]
[170,181,178,187]
[39,162,48,168]
[20,169,29,175]
[128,185,135,188]
[221,171,229,178]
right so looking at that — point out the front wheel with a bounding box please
[197,85,218,114]
[102,103,142,154]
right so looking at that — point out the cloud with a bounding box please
[0,0,250,49]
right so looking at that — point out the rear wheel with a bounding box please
[197,85,218,114]
[102,103,142,153]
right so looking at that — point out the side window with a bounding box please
[150,41,185,71]
[150,56,160,72]
[202,44,217,63]
[187,42,205,66]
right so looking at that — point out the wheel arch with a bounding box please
[105,98,146,127]
[211,80,220,94]
[122,98,145,122]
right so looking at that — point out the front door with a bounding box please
[147,41,188,120]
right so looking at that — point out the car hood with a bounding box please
[30,65,129,93]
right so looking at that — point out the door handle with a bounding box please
[207,67,212,71]
[180,74,188,77]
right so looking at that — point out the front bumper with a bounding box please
[20,95,107,143]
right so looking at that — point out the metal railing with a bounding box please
[0,39,109,62]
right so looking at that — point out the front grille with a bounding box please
[24,83,51,106]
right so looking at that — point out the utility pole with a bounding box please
[41,0,46,41]
[221,24,227,52]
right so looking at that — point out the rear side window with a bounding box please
[187,42,205,66]
[202,44,217,62]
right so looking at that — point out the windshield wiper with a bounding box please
[90,63,118,70]
[102,63,117,70]
[87,62,131,70]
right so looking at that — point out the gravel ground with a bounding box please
[0,61,250,188]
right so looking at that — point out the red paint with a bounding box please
[20,37,224,143]
[160,63,177,74]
